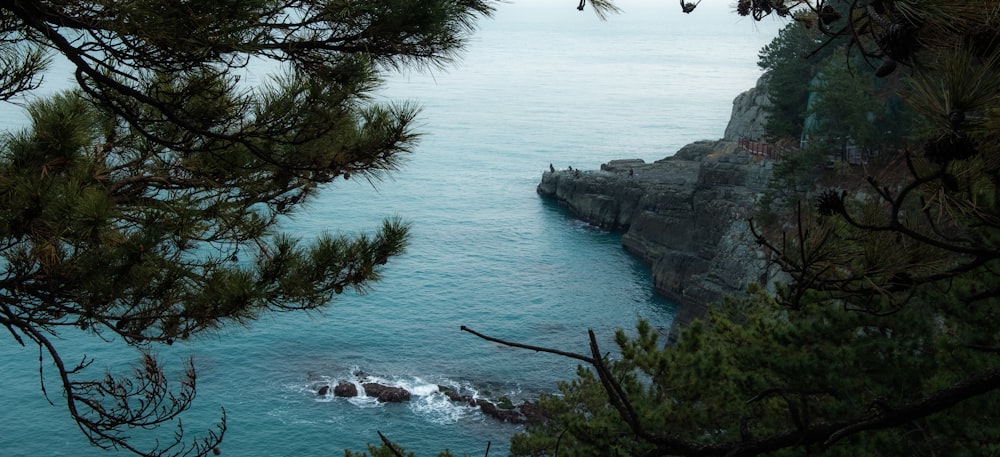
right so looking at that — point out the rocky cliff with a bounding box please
[536,74,779,341]
[724,72,771,141]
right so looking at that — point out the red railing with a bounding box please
[738,137,796,161]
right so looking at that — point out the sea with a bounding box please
[0,1,781,456]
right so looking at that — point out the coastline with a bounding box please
[537,139,782,342]
[535,73,777,340]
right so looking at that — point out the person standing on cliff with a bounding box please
[550,163,555,173]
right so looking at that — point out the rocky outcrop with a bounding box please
[362,383,411,402]
[311,372,545,424]
[333,382,358,397]
[316,381,410,402]
[538,72,779,340]
[438,385,544,424]
[724,72,771,141]
[537,140,782,342]
[314,379,542,421]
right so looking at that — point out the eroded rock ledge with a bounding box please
[537,140,782,341]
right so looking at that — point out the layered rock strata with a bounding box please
[537,140,781,342]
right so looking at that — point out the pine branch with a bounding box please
[467,325,1000,457]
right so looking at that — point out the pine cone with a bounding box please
[816,189,846,216]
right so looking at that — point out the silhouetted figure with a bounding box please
[680,0,700,13]
[549,163,555,173]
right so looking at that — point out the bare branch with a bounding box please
[459,325,595,364]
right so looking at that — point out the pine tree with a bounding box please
[0,1,492,456]
[757,20,826,140]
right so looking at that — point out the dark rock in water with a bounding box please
[517,401,545,423]
[439,386,475,404]
[438,385,457,400]
[494,409,523,423]
[362,383,411,402]
[436,386,545,424]
[496,396,515,410]
[334,382,358,398]
[478,399,546,424]
[477,399,522,422]
[478,400,497,416]
[476,397,542,423]
[317,385,330,396]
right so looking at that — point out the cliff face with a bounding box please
[537,74,778,340]
[724,72,771,141]
[537,141,780,341]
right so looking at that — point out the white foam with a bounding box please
[409,390,472,425]
[301,370,528,424]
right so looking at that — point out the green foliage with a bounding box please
[508,1,1000,456]
[513,276,1000,456]
[756,139,836,222]
[344,442,457,457]
[803,52,920,160]
[344,444,417,457]
[755,0,919,145]
[0,1,493,456]
[757,21,826,139]
[805,55,880,153]
[344,439,480,457]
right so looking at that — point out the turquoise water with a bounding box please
[0,1,780,456]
